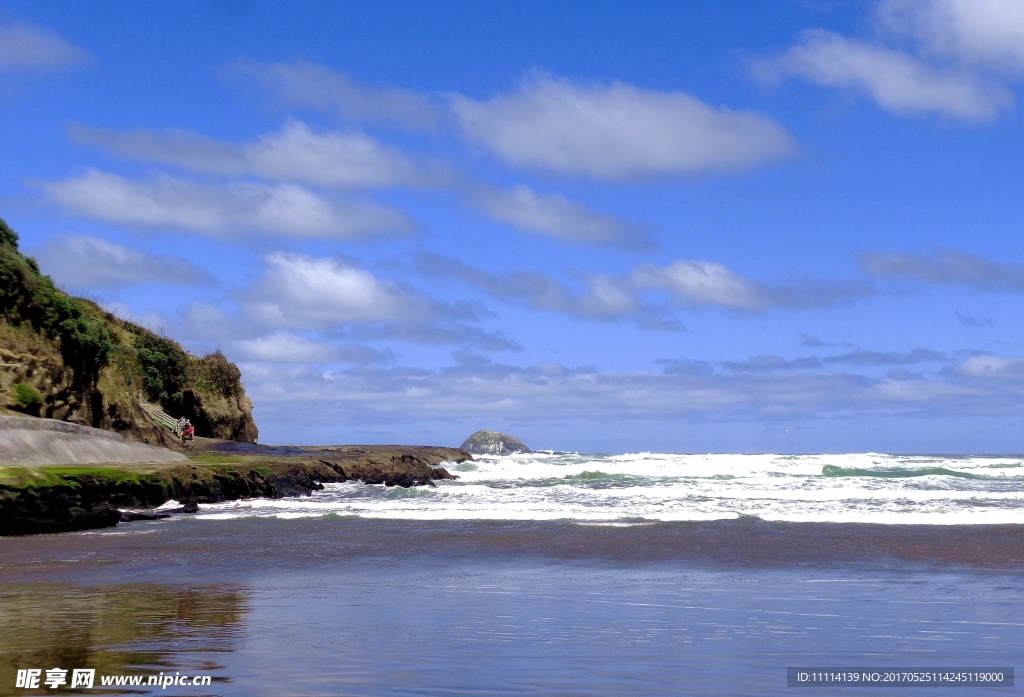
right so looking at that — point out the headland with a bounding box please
[0,428,471,535]
[0,219,477,535]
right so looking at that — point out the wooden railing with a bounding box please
[140,401,179,434]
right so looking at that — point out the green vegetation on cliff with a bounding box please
[0,219,112,389]
[0,217,257,442]
[12,383,43,414]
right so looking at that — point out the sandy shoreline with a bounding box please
[4,523,1022,697]
[3,518,1024,584]
[4,517,1021,696]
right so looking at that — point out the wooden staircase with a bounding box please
[140,400,179,434]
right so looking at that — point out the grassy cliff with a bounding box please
[0,217,257,443]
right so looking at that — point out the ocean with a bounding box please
[3,452,1024,696]
[195,451,1024,525]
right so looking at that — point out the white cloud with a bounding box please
[579,275,642,317]
[450,74,794,180]
[240,350,1024,430]
[879,0,1024,73]
[182,302,239,342]
[415,251,652,323]
[472,185,652,248]
[867,377,972,402]
[824,348,946,366]
[126,269,515,354]
[858,249,1024,290]
[69,121,423,189]
[632,261,868,312]
[234,60,440,130]
[241,253,434,329]
[420,252,869,323]
[337,322,523,352]
[955,354,1024,379]
[38,170,413,238]
[632,260,866,310]
[0,22,88,72]
[758,29,1011,121]
[234,332,390,364]
[32,234,213,288]
[633,260,770,309]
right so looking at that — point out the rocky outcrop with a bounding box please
[0,218,256,443]
[0,332,172,444]
[173,387,258,443]
[303,446,470,488]
[461,430,532,455]
[0,445,473,535]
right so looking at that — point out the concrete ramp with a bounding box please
[0,416,187,466]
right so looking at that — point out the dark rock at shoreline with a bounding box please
[1,502,121,536]
[119,509,171,522]
[461,430,532,455]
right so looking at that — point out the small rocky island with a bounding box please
[461,430,532,455]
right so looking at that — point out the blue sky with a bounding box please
[3,0,1024,453]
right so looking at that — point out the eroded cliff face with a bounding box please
[0,320,170,443]
[0,217,257,443]
[174,387,259,443]
[0,322,261,444]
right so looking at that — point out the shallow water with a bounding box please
[196,452,1024,525]
[1,518,1022,696]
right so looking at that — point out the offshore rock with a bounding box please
[460,430,532,455]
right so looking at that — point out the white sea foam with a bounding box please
[194,452,1024,525]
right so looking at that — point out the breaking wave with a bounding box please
[196,452,1024,525]
[820,465,985,479]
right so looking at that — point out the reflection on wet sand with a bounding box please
[2,520,1023,696]
[0,584,245,692]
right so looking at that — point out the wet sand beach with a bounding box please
[5,518,1024,577]
[2,518,1023,696]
